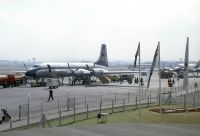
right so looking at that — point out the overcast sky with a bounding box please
[0,0,199,62]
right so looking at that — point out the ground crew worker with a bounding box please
[172,78,175,84]
[194,82,198,89]
[48,89,54,101]
[140,77,144,86]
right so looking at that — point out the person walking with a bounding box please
[172,78,175,84]
[194,82,198,89]
[48,89,54,101]
[140,77,144,86]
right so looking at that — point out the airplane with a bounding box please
[174,63,199,73]
[25,44,147,85]
[162,63,200,78]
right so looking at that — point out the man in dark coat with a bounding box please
[48,89,54,101]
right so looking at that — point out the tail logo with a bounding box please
[101,45,106,57]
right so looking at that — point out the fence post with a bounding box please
[142,86,143,100]
[99,101,102,113]
[41,102,43,117]
[10,120,12,130]
[181,86,183,96]
[86,104,89,119]
[136,97,138,109]
[123,99,125,112]
[59,110,61,127]
[162,88,165,103]
[184,94,186,109]
[73,97,76,122]
[145,89,147,100]
[19,105,21,121]
[128,92,130,103]
[193,91,196,107]
[147,95,149,108]
[180,91,182,105]
[42,114,45,128]
[85,96,87,108]
[112,99,114,113]
[27,96,30,129]
[67,98,69,111]
[158,93,161,106]
[150,93,151,104]
[115,92,117,104]
[58,99,60,113]
[100,95,103,104]
[67,92,69,99]
[66,92,69,108]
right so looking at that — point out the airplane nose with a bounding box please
[25,71,30,76]
[25,69,37,77]
[25,71,32,77]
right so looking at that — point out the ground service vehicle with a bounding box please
[46,78,60,89]
[0,74,26,88]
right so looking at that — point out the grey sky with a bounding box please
[0,0,199,62]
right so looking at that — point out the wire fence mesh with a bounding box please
[1,82,200,130]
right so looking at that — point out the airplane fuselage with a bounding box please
[174,63,199,73]
[25,62,108,78]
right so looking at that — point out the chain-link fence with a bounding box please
[1,82,200,130]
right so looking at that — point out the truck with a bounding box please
[46,78,60,89]
[0,75,8,88]
[109,74,134,84]
[0,74,26,88]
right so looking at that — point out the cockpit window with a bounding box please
[33,65,39,68]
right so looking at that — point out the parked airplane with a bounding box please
[162,63,200,78]
[174,63,199,73]
[25,44,146,85]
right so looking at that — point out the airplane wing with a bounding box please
[12,71,27,74]
[93,70,147,83]
[92,68,147,76]
[0,70,27,75]
[101,70,147,75]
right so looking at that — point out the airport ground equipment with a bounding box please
[46,78,60,89]
[97,112,109,123]
[109,74,133,84]
[0,75,8,88]
[0,74,26,88]
[0,109,11,124]
[120,75,133,84]
[160,70,174,79]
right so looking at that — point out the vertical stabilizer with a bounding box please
[95,44,108,67]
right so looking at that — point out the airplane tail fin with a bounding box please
[95,44,108,67]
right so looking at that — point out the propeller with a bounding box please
[85,63,96,85]
[68,63,80,75]
[24,64,28,71]
[86,63,95,74]
[47,64,57,78]
[67,63,81,86]
[67,63,72,73]
[47,64,52,73]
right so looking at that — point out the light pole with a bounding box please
[26,95,31,128]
